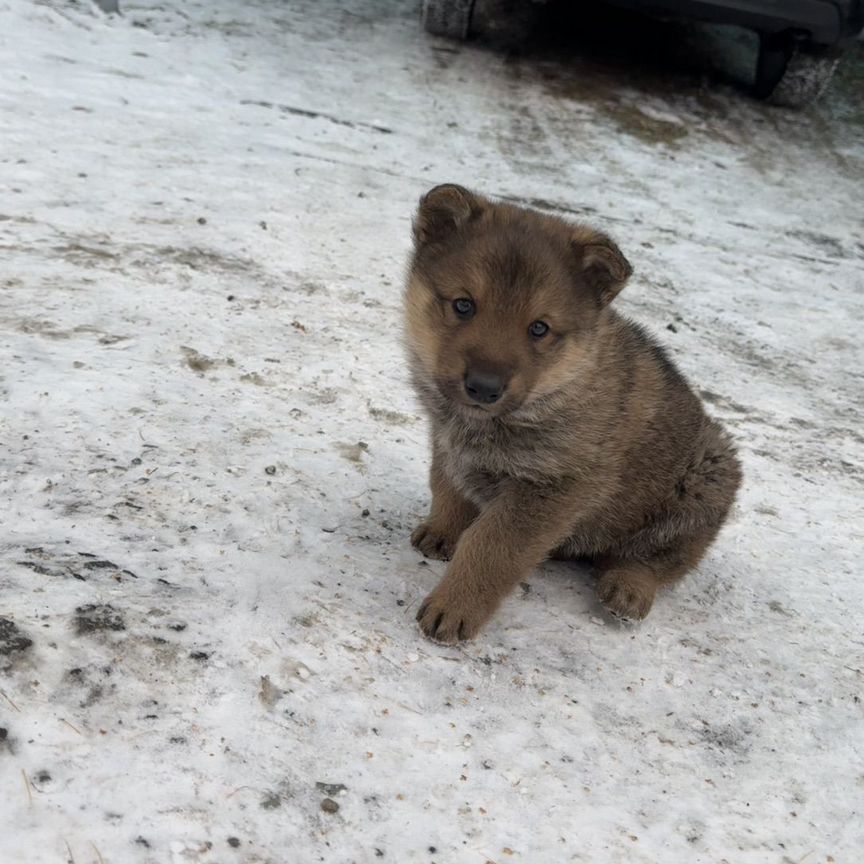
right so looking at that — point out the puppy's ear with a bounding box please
[572,229,633,307]
[413,184,484,247]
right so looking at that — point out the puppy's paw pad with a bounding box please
[597,570,655,621]
[411,522,458,561]
[416,592,482,644]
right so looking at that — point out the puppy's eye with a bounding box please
[529,320,550,339]
[453,298,475,319]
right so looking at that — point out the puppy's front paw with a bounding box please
[597,568,656,621]
[411,520,460,561]
[416,583,489,644]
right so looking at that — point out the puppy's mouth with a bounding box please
[459,401,498,415]
[436,380,520,419]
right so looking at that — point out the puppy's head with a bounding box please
[405,184,632,420]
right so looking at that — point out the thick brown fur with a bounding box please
[404,184,742,643]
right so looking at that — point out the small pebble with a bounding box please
[197,216,207,224]
[264,465,276,475]
[321,797,339,814]
[316,782,347,796]
[227,837,240,848]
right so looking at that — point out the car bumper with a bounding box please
[605,0,864,44]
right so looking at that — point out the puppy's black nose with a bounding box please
[464,372,504,405]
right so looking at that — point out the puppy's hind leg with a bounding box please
[595,531,715,621]
[598,423,742,620]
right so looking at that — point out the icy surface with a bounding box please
[1,2,863,862]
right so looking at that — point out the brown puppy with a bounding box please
[405,184,741,643]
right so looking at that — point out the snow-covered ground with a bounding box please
[1,1,863,861]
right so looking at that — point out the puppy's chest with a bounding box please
[436,420,560,503]
[442,444,503,503]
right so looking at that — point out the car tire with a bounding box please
[421,0,475,39]
[470,0,538,44]
[755,34,841,107]
[421,0,538,44]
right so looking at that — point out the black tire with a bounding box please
[755,34,841,107]
[421,0,538,44]
[422,0,474,39]
[470,0,538,45]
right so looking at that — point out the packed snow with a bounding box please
[1,1,862,862]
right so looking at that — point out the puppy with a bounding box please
[405,184,741,643]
